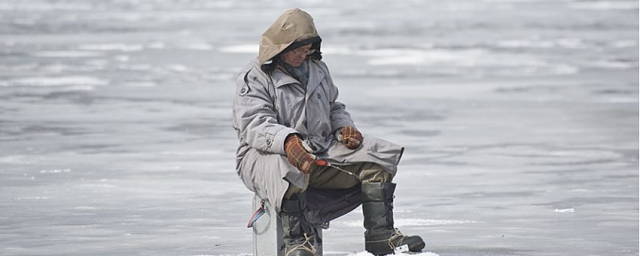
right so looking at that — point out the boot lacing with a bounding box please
[285,233,317,256]
[388,228,406,250]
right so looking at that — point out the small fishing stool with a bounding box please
[249,195,323,256]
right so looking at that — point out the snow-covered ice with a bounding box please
[0,0,637,256]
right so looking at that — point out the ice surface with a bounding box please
[345,252,439,256]
[77,44,144,52]
[30,51,105,58]
[0,0,637,256]
[341,219,481,228]
[0,76,109,87]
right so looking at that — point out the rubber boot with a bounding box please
[280,192,317,256]
[362,182,425,255]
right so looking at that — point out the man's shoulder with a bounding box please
[310,59,328,68]
[238,57,261,74]
[310,59,330,71]
[237,58,269,85]
[309,59,331,77]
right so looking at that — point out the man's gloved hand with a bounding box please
[284,134,318,174]
[340,126,363,149]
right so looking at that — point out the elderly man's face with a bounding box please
[280,44,312,67]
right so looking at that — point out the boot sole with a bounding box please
[366,240,426,256]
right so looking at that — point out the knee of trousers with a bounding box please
[359,163,394,183]
[284,179,309,200]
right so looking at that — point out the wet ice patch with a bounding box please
[147,42,166,49]
[364,48,449,66]
[219,44,355,55]
[75,183,117,189]
[160,150,223,156]
[395,218,481,227]
[123,81,157,87]
[78,43,144,52]
[31,51,104,58]
[204,254,251,256]
[346,251,439,256]
[599,97,638,103]
[74,206,96,210]
[40,169,71,173]
[0,76,108,87]
[178,42,213,50]
[116,64,152,71]
[548,149,623,159]
[369,54,425,65]
[321,46,488,66]
[610,40,638,48]
[589,60,634,69]
[168,64,191,72]
[342,218,479,227]
[219,44,257,54]
[0,155,41,164]
[321,45,358,55]
[363,48,578,74]
[114,55,129,62]
[333,68,402,78]
[496,38,587,49]
[555,208,575,213]
[205,73,235,81]
[569,1,639,10]
[16,197,52,200]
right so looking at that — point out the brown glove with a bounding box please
[341,126,363,149]
[284,134,318,174]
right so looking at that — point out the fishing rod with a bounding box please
[314,158,361,181]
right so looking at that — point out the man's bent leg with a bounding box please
[302,162,425,255]
[280,190,317,256]
[355,162,393,184]
[308,165,359,189]
[281,174,318,256]
[348,163,426,255]
[284,174,310,199]
[307,162,391,190]
[238,148,317,256]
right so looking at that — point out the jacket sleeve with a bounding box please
[232,67,298,155]
[319,61,356,131]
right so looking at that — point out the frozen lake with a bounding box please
[0,1,637,255]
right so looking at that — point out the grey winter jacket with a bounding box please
[231,8,404,213]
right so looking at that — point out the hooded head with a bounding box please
[259,8,322,72]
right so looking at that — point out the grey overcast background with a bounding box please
[0,1,637,256]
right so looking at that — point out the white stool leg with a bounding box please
[252,195,323,256]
